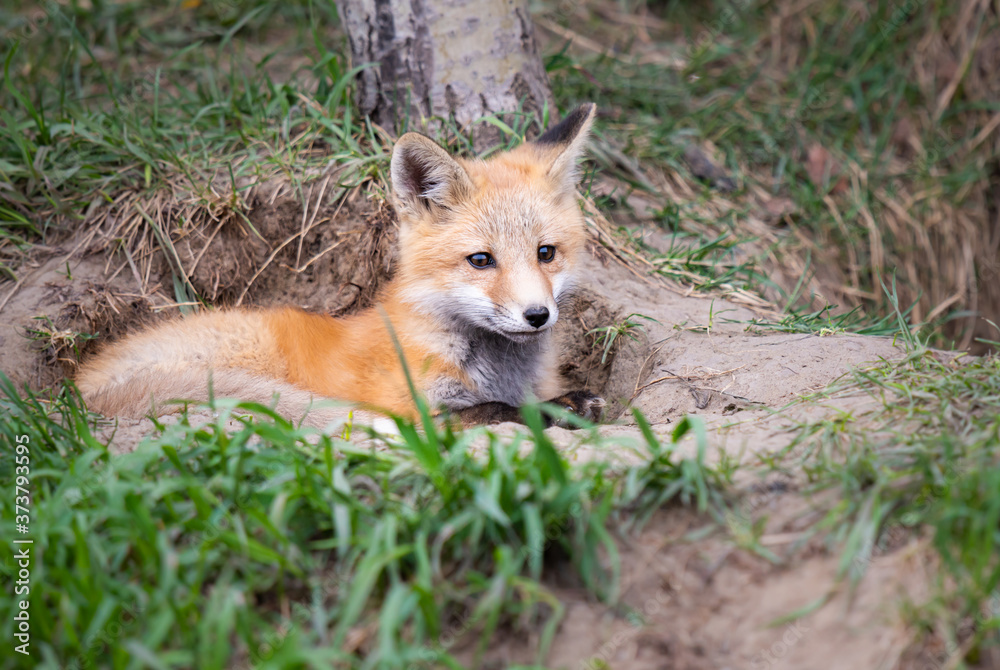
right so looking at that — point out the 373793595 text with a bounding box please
[12,434,32,656]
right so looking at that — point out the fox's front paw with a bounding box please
[546,390,605,427]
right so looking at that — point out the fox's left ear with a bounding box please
[533,103,597,195]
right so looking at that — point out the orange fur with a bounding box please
[76,296,462,419]
[76,104,597,423]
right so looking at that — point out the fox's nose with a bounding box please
[524,306,550,329]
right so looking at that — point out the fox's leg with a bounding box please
[454,391,605,428]
[544,390,606,425]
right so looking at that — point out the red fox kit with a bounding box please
[77,103,604,426]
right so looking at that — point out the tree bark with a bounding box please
[335,0,556,147]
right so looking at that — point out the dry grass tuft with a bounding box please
[764,0,1000,349]
[542,0,1000,349]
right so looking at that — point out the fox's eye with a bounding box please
[538,245,556,263]
[467,252,495,269]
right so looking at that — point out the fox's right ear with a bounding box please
[391,133,473,211]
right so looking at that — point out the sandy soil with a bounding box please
[0,186,930,669]
[466,507,931,670]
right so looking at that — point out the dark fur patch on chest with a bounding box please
[429,327,546,409]
[460,329,545,405]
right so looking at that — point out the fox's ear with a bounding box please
[534,103,596,195]
[391,133,472,210]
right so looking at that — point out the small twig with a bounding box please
[152,301,203,312]
[933,0,988,122]
[630,364,747,402]
[535,17,685,68]
[288,238,346,273]
[297,176,335,270]
[0,276,25,314]
[139,205,197,304]
[632,343,667,399]
[188,217,227,277]
[295,182,315,269]
[121,243,145,294]
[234,232,302,307]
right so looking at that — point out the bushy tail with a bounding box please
[77,366,358,428]
[74,310,375,429]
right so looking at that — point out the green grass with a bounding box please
[737,303,911,337]
[0,375,726,669]
[725,279,1000,659]
[588,312,659,364]
[736,275,921,337]
[546,0,999,347]
[0,0,561,309]
[0,0,383,286]
[766,344,1000,659]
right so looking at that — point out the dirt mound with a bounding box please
[174,183,398,314]
[0,251,160,389]
[463,506,926,670]
[0,180,623,402]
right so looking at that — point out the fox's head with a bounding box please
[390,103,596,342]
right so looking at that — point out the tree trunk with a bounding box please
[334,0,556,147]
